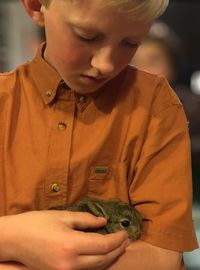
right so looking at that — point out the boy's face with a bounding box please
[41,0,151,94]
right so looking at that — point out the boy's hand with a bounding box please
[0,211,129,270]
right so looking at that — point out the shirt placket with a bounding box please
[44,88,76,209]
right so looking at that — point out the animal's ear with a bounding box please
[87,201,109,219]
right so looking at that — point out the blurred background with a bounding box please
[0,0,199,268]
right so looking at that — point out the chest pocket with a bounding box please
[87,161,130,202]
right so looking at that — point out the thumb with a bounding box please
[66,212,107,230]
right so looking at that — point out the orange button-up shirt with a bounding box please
[0,44,198,252]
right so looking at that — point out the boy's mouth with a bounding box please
[80,74,108,84]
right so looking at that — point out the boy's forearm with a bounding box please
[0,262,28,270]
[0,216,15,262]
[0,215,22,263]
[107,240,182,270]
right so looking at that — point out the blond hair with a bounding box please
[41,0,169,22]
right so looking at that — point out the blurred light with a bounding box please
[191,71,200,95]
[149,22,170,38]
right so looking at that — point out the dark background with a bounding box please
[161,0,200,86]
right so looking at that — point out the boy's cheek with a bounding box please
[56,48,89,69]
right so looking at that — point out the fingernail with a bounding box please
[97,217,106,221]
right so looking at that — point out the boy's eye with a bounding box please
[76,33,98,43]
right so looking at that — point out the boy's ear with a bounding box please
[20,0,45,27]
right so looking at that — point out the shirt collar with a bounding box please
[30,42,64,105]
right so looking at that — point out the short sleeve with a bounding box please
[129,78,198,251]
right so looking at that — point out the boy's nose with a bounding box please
[91,47,115,76]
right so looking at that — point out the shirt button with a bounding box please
[58,122,67,131]
[51,183,60,192]
[79,96,87,103]
[45,90,52,97]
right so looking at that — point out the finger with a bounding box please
[72,230,128,255]
[74,238,129,270]
[64,211,107,230]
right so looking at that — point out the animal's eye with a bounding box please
[120,219,130,228]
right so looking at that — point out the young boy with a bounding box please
[0,0,198,269]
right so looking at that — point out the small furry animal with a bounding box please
[50,197,142,240]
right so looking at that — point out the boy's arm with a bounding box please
[0,262,28,270]
[0,240,182,270]
[108,240,182,270]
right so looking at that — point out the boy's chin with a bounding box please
[65,80,105,95]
